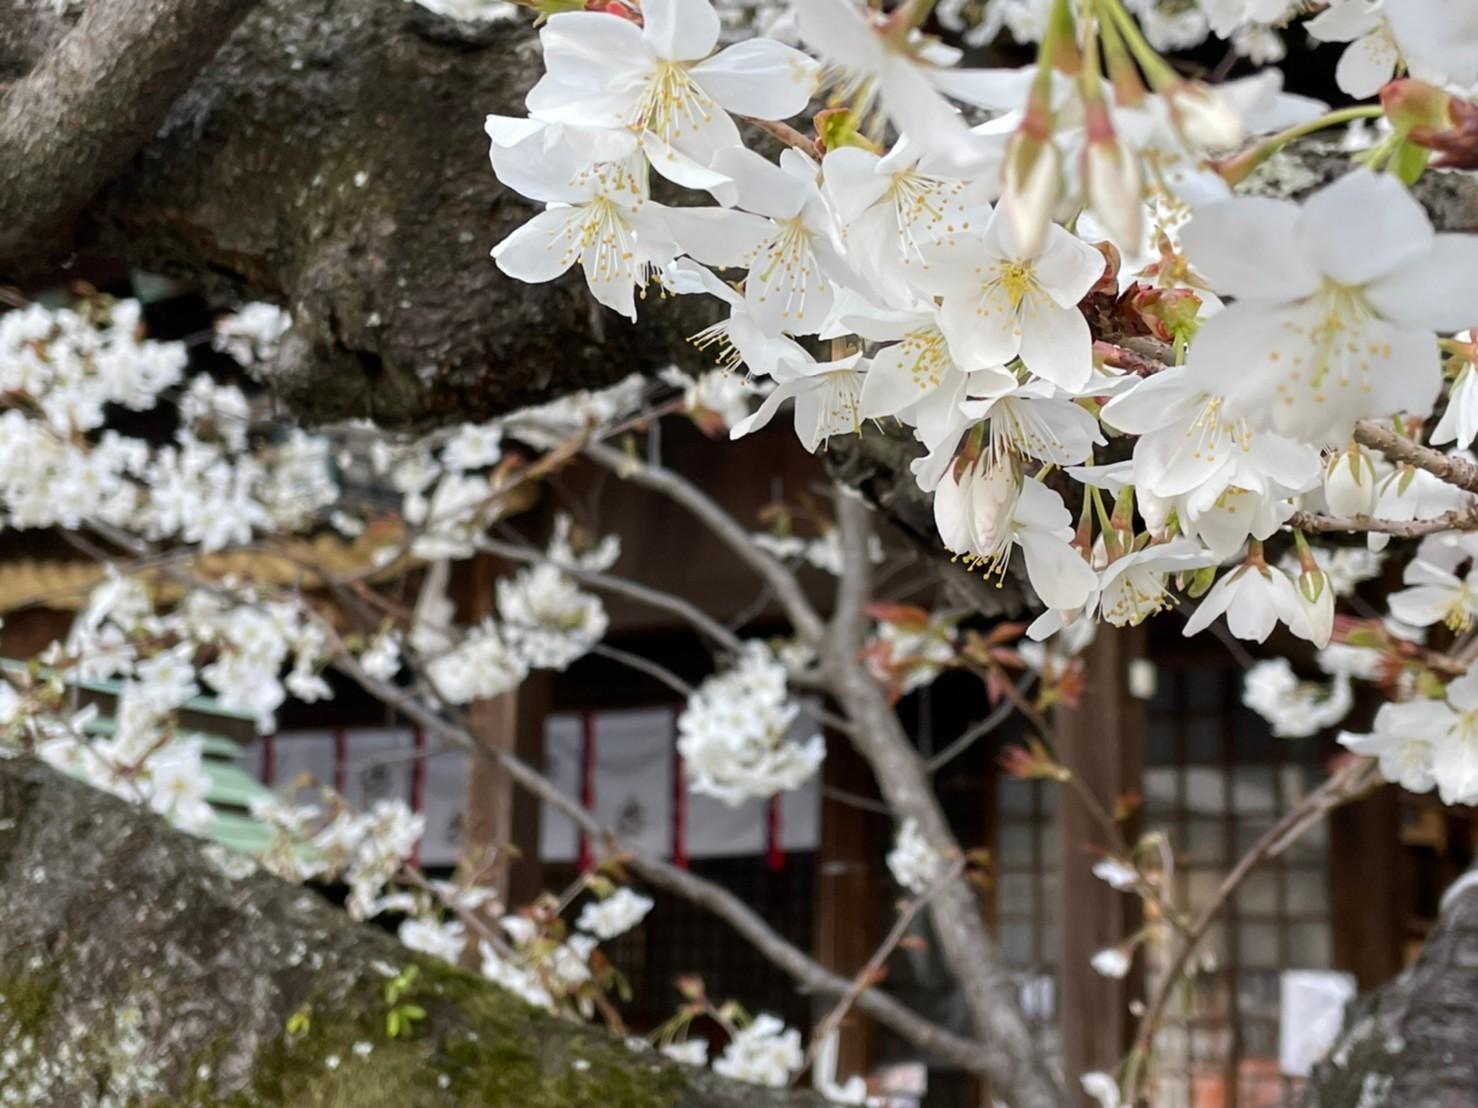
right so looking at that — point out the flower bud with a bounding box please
[1090,945,1132,979]
[1001,129,1062,257]
[1165,81,1246,151]
[1323,443,1377,518]
[1297,566,1334,649]
[1129,286,1202,344]
[1382,78,1455,135]
[1081,111,1144,249]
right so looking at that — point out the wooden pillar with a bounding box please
[1055,625,1147,1103]
[463,691,519,901]
[1330,785,1405,988]
[814,732,884,1079]
[457,554,546,913]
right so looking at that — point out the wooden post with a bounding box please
[1330,785,1405,988]
[1054,625,1146,1103]
[456,555,546,918]
[463,691,520,901]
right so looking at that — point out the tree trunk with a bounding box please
[0,0,715,430]
[1301,868,1478,1108]
[0,756,823,1107]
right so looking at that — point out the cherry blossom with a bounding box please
[920,205,1105,391]
[576,888,655,940]
[886,817,943,894]
[1181,170,1478,444]
[712,1014,804,1088]
[525,0,819,198]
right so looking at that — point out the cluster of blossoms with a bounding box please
[1241,657,1353,739]
[886,816,944,894]
[0,299,340,550]
[712,1014,806,1088]
[676,640,825,803]
[404,516,616,705]
[2,573,334,839]
[485,0,1478,810]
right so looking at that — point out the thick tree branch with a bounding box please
[0,756,825,1106]
[0,0,262,269]
[826,492,1064,1108]
[1304,863,1478,1107]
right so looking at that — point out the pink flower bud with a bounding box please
[1382,78,1455,135]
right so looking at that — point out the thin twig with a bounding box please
[587,643,693,697]
[799,857,968,1082]
[926,674,1036,773]
[742,116,820,159]
[582,441,827,645]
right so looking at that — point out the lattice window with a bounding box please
[1143,665,1334,1108]
[995,777,1060,1060]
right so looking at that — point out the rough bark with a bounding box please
[0,756,824,1107]
[0,0,262,264]
[1301,869,1478,1108]
[0,0,715,430]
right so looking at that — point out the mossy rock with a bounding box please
[0,757,823,1106]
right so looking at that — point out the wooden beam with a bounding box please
[1054,625,1147,1103]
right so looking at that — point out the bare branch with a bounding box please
[582,441,827,644]
[1355,419,1478,495]
[1289,505,1478,536]
[825,491,1064,1108]
[802,858,967,1081]
[926,675,1035,773]
[0,0,263,267]
[742,116,820,159]
[587,642,694,698]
